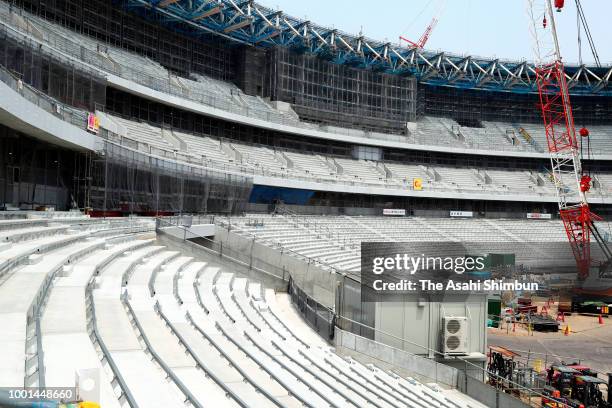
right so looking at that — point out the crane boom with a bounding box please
[400,17,438,48]
[527,0,609,280]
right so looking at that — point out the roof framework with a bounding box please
[125,0,612,95]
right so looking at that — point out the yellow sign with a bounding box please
[413,178,423,191]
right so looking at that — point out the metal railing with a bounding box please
[172,218,578,408]
[157,217,295,282]
[85,279,139,408]
[288,276,336,341]
[154,304,251,408]
[122,294,202,408]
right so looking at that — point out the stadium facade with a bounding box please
[2,0,612,219]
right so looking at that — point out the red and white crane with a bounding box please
[400,17,439,49]
[399,0,446,49]
[527,0,612,281]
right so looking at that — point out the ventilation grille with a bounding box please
[446,335,461,350]
[446,319,461,334]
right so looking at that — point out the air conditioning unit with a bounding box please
[442,316,469,355]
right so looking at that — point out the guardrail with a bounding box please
[85,280,139,408]
[157,217,292,283]
[154,303,251,408]
[121,293,203,408]
[178,310,285,408]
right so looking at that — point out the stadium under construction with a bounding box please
[0,0,611,407]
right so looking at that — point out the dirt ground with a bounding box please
[488,298,612,376]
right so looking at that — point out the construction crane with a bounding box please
[399,0,446,49]
[400,17,438,49]
[526,0,612,283]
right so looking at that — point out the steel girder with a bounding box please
[126,0,612,95]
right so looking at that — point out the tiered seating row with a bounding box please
[0,213,485,407]
[2,2,612,158]
[228,214,602,273]
[97,114,612,199]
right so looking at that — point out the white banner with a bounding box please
[383,209,406,216]
[450,211,473,218]
[526,213,552,219]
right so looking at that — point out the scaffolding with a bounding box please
[267,47,417,134]
[91,142,252,214]
[419,83,612,126]
[14,0,236,80]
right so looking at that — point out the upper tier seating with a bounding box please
[99,114,612,200]
[2,3,612,155]
[0,2,301,127]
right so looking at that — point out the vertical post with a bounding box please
[464,360,468,391]
[103,156,108,213]
[249,237,254,270]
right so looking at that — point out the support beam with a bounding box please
[157,0,179,7]
[223,17,252,33]
[192,5,224,20]
[125,0,612,95]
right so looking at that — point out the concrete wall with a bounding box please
[335,328,458,387]
[460,375,530,408]
[159,224,215,240]
[213,225,339,308]
[0,81,100,152]
[337,329,529,408]
[155,230,287,292]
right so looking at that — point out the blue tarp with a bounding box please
[249,185,314,205]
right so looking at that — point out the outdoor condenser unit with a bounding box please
[442,316,469,355]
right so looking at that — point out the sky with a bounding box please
[267,0,609,66]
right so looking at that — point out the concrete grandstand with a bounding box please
[1,0,611,407]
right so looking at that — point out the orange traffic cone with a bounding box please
[564,325,571,336]
[598,314,604,325]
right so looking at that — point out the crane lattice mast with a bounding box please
[526,0,600,279]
